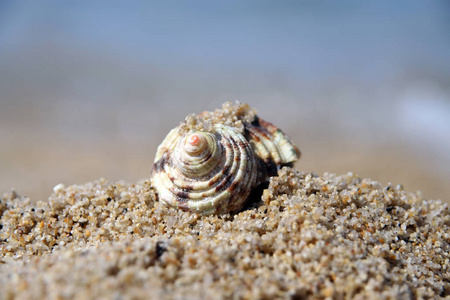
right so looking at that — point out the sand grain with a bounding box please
[1,168,449,299]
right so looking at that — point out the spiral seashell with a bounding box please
[150,102,300,215]
[152,124,258,215]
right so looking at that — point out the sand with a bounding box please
[0,167,449,299]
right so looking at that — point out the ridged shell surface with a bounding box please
[150,101,301,215]
[244,117,301,179]
[151,124,258,215]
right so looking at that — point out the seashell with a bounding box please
[244,116,300,179]
[151,102,300,215]
[152,124,258,215]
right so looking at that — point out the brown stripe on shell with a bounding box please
[244,116,300,166]
[212,172,234,192]
[227,179,241,194]
[173,181,196,192]
[175,189,190,200]
[152,152,170,174]
[249,120,271,140]
[202,149,213,164]
[207,161,231,186]
[244,119,271,144]
[257,117,301,159]
[209,134,240,192]
[243,124,276,178]
[177,201,190,211]
[256,117,277,132]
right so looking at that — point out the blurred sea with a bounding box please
[1,1,449,202]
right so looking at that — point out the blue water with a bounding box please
[1,1,449,82]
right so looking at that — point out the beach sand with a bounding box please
[1,167,449,299]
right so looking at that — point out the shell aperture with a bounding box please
[150,102,300,215]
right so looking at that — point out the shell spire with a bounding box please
[150,101,300,215]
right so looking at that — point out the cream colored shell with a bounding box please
[151,124,258,215]
[151,103,301,215]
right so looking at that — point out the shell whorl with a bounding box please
[172,131,222,178]
[151,124,258,215]
[245,117,301,179]
[151,101,301,215]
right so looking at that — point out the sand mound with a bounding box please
[1,168,449,299]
